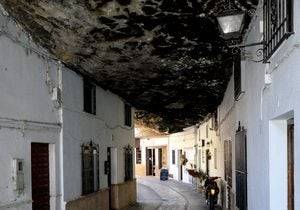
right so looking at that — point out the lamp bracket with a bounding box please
[229,41,265,49]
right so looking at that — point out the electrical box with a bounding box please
[12,158,25,191]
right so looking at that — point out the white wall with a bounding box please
[138,136,169,167]
[0,12,62,210]
[168,126,197,183]
[218,1,300,209]
[61,69,135,202]
[197,118,224,179]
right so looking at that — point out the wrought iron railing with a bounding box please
[263,0,294,62]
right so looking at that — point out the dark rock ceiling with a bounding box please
[1,0,257,133]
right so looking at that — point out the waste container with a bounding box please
[160,169,169,181]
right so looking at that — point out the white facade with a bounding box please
[0,10,134,210]
[135,136,169,177]
[217,1,300,209]
[168,126,197,184]
[196,118,224,179]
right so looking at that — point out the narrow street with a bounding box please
[127,177,210,210]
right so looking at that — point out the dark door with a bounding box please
[158,148,163,169]
[146,148,156,176]
[235,129,247,210]
[152,149,156,176]
[31,143,50,210]
[146,148,152,175]
[107,147,112,210]
[287,120,294,210]
[179,150,183,180]
[206,150,210,176]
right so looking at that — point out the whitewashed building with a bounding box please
[168,126,197,184]
[0,10,135,210]
[217,0,300,209]
[135,136,169,177]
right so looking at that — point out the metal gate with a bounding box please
[235,129,247,210]
[31,143,50,210]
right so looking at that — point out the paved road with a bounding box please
[126,177,210,210]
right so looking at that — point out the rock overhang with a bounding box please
[0,0,258,133]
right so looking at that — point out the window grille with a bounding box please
[82,141,99,195]
[263,0,294,61]
[83,79,96,115]
[124,104,132,127]
[124,145,134,181]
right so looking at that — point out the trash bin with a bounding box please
[160,169,169,181]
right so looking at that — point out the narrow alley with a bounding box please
[0,0,299,210]
[127,177,210,210]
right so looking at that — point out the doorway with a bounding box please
[146,148,156,176]
[179,149,183,181]
[206,149,210,176]
[31,143,50,210]
[287,119,294,210]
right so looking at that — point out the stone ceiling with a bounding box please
[0,0,258,133]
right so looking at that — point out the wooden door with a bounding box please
[31,143,50,210]
[235,129,247,210]
[287,121,294,210]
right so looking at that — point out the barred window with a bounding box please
[82,141,99,195]
[124,145,134,181]
[263,0,294,62]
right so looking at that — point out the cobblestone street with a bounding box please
[126,177,210,210]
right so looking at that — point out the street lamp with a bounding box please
[217,13,245,39]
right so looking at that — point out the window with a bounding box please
[206,125,209,138]
[82,141,99,195]
[124,104,132,127]
[124,145,134,181]
[234,54,241,100]
[83,79,96,115]
[172,150,176,164]
[263,0,294,61]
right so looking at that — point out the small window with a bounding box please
[83,79,96,115]
[124,104,132,127]
[124,145,134,181]
[234,55,242,100]
[136,148,142,164]
[172,150,176,164]
[206,125,209,138]
[263,0,294,61]
[82,141,99,195]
